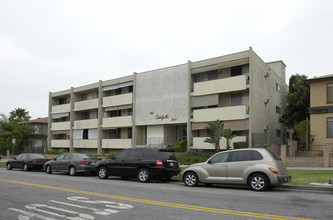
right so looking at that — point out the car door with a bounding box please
[61,154,74,171]
[11,154,24,168]
[200,152,229,183]
[108,150,130,176]
[52,154,66,171]
[227,150,255,184]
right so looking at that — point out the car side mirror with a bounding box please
[207,160,213,164]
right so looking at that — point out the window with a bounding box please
[129,86,133,93]
[83,129,88,139]
[209,152,229,163]
[327,117,333,138]
[250,150,263,160]
[81,93,88,101]
[115,150,128,160]
[327,83,333,103]
[231,93,242,106]
[230,150,251,162]
[276,106,281,114]
[276,83,281,92]
[58,97,67,105]
[276,129,281,137]
[128,128,132,139]
[81,112,90,120]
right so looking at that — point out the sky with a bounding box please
[1,0,333,119]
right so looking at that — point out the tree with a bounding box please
[204,120,224,152]
[224,128,236,150]
[9,108,31,122]
[280,74,310,129]
[0,109,34,155]
[293,120,315,148]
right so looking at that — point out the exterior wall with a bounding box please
[135,64,189,126]
[249,49,287,146]
[311,113,333,144]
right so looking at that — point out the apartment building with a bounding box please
[48,48,289,154]
[305,74,333,144]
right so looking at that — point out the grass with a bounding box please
[287,169,333,186]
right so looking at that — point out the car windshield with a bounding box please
[76,154,92,159]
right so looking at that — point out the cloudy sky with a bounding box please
[1,0,332,119]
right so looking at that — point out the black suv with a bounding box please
[96,148,180,182]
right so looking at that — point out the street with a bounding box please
[0,168,332,220]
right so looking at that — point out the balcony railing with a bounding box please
[193,75,247,96]
[73,140,98,148]
[74,99,98,111]
[193,105,247,123]
[102,116,132,128]
[51,140,70,148]
[102,139,132,149]
[103,93,133,108]
[52,104,70,114]
[51,122,70,131]
[73,119,98,129]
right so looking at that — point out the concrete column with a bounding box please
[70,87,74,153]
[132,72,137,148]
[186,61,192,151]
[323,144,330,168]
[97,80,103,154]
[281,144,287,164]
[48,92,52,151]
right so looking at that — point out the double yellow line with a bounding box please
[0,178,311,220]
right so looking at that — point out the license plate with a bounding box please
[169,163,174,166]
[91,162,96,165]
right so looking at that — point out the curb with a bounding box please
[280,184,332,192]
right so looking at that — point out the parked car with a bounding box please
[97,148,181,182]
[6,153,49,171]
[44,153,99,176]
[181,148,291,191]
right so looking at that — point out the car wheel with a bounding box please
[69,166,76,176]
[137,168,150,182]
[6,163,12,170]
[23,164,29,171]
[249,174,269,191]
[184,172,199,187]
[98,166,109,179]
[46,165,52,174]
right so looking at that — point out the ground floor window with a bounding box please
[327,117,333,138]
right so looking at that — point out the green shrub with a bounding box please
[170,140,187,152]
[233,142,248,149]
[177,150,214,165]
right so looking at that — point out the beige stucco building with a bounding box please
[305,74,333,144]
[48,48,289,154]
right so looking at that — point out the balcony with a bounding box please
[193,105,247,123]
[103,93,132,108]
[192,136,246,150]
[52,104,70,114]
[51,140,70,148]
[73,119,98,129]
[192,75,247,96]
[73,140,98,148]
[74,99,98,111]
[51,122,70,131]
[102,139,132,149]
[102,116,132,128]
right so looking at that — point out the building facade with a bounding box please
[48,48,289,154]
[305,74,333,144]
[26,117,48,153]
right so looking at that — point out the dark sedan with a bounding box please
[6,153,49,171]
[44,153,99,176]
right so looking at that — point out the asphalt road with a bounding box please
[0,168,332,220]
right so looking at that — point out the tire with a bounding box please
[6,163,12,170]
[137,168,150,182]
[183,172,199,187]
[249,174,269,191]
[98,166,109,179]
[23,163,29,171]
[46,165,52,174]
[69,166,76,176]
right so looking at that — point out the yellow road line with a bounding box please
[0,178,311,220]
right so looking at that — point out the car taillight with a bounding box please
[156,160,163,167]
[269,167,279,174]
[80,160,89,165]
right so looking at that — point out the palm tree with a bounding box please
[9,108,31,122]
[204,120,224,152]
[224,128,236,150]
